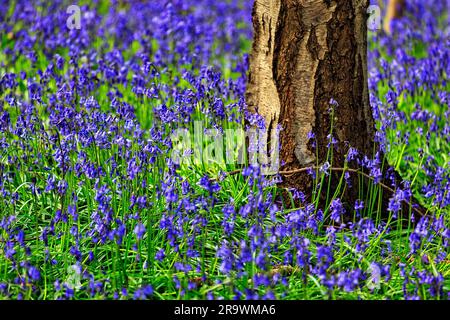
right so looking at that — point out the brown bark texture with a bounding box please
[383,0,405,33]
[247,0,375,201]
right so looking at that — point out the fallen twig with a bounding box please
[212,166,427,217]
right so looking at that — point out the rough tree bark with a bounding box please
[247,0,375,206]
[383,0,405,34]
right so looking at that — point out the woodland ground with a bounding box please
[0,0,449,300]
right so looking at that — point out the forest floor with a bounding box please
[0,0,449,300]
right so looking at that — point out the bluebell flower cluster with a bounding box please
[0,0,448,300]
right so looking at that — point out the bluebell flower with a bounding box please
[134,223,146,240]
[330,199,345,223]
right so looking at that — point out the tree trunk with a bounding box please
[247,0,375,204]
[383,0,405,34]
